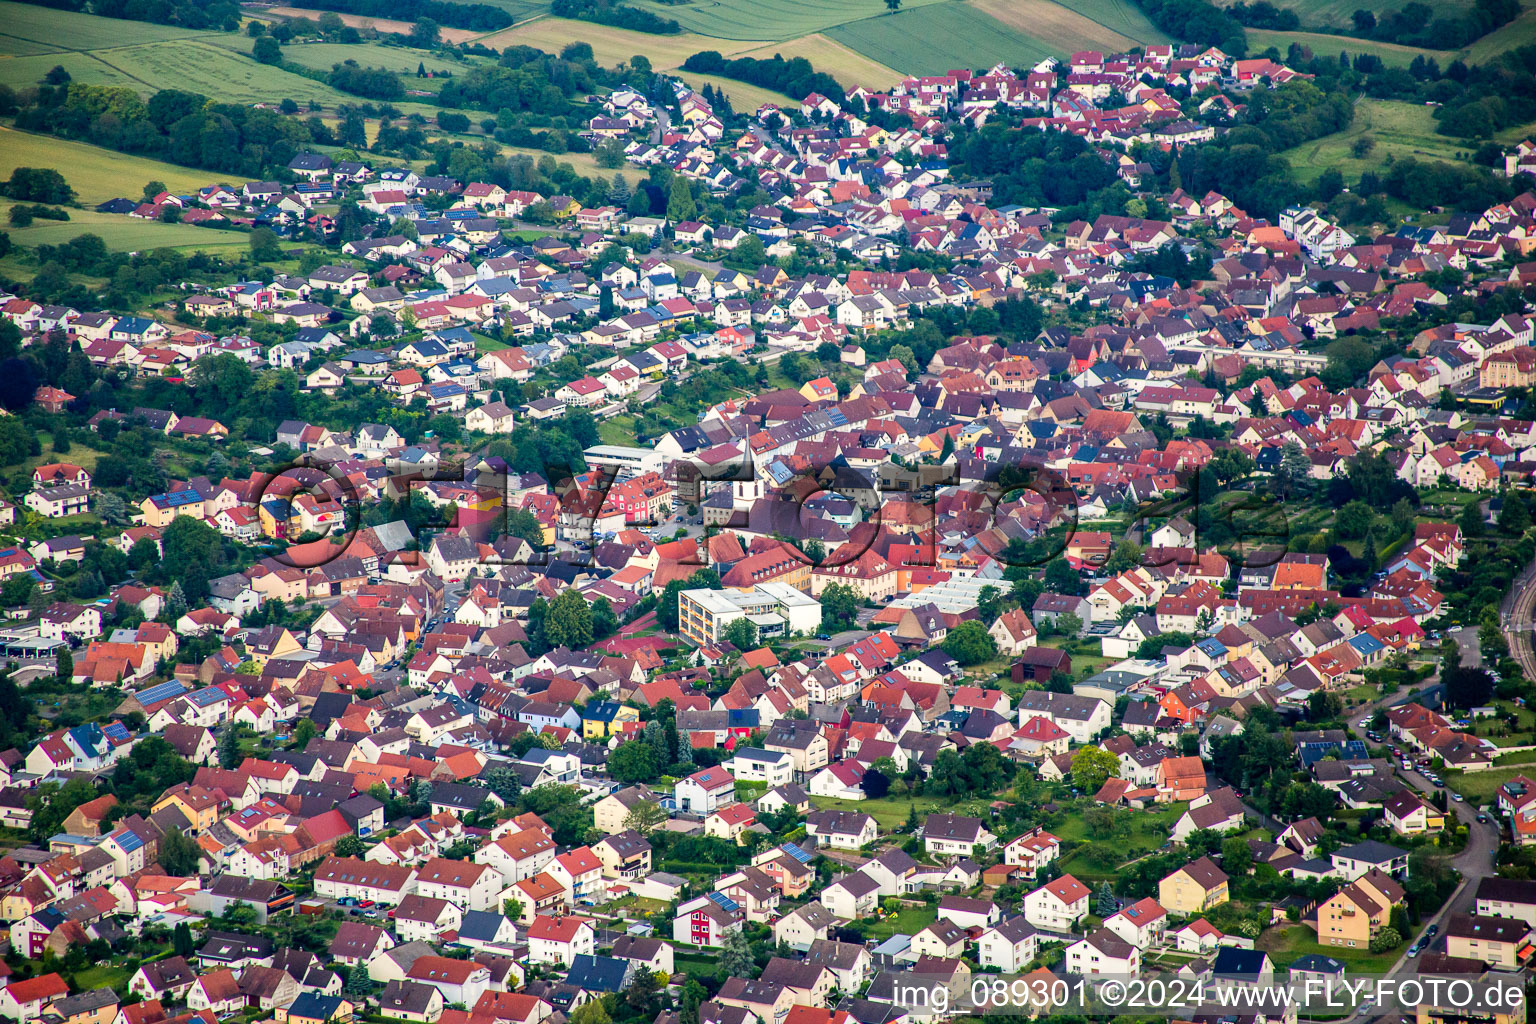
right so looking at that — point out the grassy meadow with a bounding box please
[1281,98,1536,184]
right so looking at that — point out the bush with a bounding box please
[1369,927,1402,953]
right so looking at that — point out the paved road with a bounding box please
[1294,755,1500,1024]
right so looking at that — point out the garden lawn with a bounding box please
[1446,765,1531,805]
[1258,923,1405,973]
[865,904,938,939]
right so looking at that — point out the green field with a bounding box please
[1282,98,1536,184]
[632,0,956,41]
[0,126,219,205]
[1220,0,1473,30]
[0,201,251,253]
[0,0,219,50]
[828,4,1057,76]
[1250,8,1536,68]
[282,41,459,73]
[736,33,903,89]
[677,71,795,111]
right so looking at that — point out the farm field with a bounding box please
[1281,98,1536,184]
[1215,0,1473,29]
[1245,27,1454,67]
[281,41,465,74]
[263,6,487,43]
[1038,0,1172,43]
[0,0,217,50]
[630,0,954,41]
[676,71,794,111]
[827,4,1058,76]
[0,126,216,205]
[1464,7,1536,63]
[736,33,903,90]
[971,0,1139,58]
[0,201,251,253]
[474,16,766,69]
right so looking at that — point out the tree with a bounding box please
[252,36,282,65]
[885,0,902,9]
[1071,746,1120,792]
[173,921,195,957]
[1443,665,1494,710]
[55,646,72,684]
[1056,612,1084,637]
[409,17,440,47]
[940,620,997,666]
[482,764,523,802]
[1095,881,1117,916]
[1307,690,1343,722]
[1043,558,1081,595]
[218,727,241,770]
[570,1002,612,1024]
[719,927,755,979]
[292,718,318,749]
[249,226,281,262]
[861,768,890,799]
[623,799,667,835]
[334,833,364,857]
[722,617,759,650]
[1220,836,1252,875]
[666,175,697,222]
[1278,441,1312,497]
[544,588,593,648]
[609,739,661,784]
[159,827,202,875]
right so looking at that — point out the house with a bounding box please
[804,810,877,851]
[1475,876,1536,926]
[673,893,743,946]
[1104,897,1168,949]
[1024,874,1090,931]
[977,916,1040,971]
[1314,870,1405,949]
[527,915,596,966]
[675,766,736,815]
[923,812,997,857]
[1065,928,1141,976]
[1158,857,1230,915]
[1382,790,1446,835]
[1444,914,1534,968]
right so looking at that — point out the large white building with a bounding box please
[677,582,821,646]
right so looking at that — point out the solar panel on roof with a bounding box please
[779,843,813,864]
[707,891,739,913]
[115,830,144,852]
[135,681,187,705]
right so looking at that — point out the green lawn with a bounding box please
[1447,765,1529,805]
[865,903,938,939]
[1258,924,1404,973]
[599,414,639,446]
